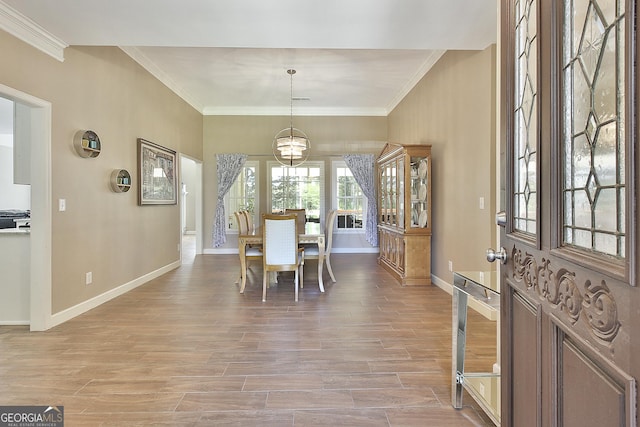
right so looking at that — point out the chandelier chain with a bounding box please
[288,69,295,135]
[272,68,309,167]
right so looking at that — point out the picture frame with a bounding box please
[137,138,177,205]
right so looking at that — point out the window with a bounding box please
[225,161,258,231]
[561,0,626,258]
[268,161,324,224]
[513,0,538,236]
[333,161,366,231]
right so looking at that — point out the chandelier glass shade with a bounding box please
[273,69,310,167]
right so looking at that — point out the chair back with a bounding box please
[234,211,249,234]
[325,209,338,253]
[242,210,255,233]
[284,208,306,235]
[262,214,299,268]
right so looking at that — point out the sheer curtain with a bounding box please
[343,154,378,246]
[212,153,247,247]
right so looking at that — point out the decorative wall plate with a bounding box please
[418,159,428,179]
[419,210,428,228]
[419,184,427,201]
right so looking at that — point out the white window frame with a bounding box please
[267,161,325,226]
[332,160,367,233]
[224,160,259,232]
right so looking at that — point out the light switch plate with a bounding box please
[58,199,66,211]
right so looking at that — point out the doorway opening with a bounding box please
[0,83,52,331]
[179,154,203,264]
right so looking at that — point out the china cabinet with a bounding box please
[376,143,431,285]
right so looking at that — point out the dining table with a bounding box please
[237,222,325,294]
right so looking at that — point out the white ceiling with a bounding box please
[1,0,497,116]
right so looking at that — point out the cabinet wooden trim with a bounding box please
[376,142,432,285]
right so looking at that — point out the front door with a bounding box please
[500,0,638,425]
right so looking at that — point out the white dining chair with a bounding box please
[303,209,338,283]
[262,213,304,302]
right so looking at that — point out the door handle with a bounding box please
[486,247,507,264]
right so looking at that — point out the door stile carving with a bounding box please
[511,244,621,346]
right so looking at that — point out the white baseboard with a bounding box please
[49,260,181,328]
[431,274,498,321]
[204,247,379,255]
[331,247,379,254]
[0,320,29,326]
[204,248,237,255]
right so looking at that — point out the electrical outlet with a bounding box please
[479,382,486,397]
[85,272,92,285]
[448,260,453,272]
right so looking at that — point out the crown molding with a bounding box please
[120,46,206,113]
[385,49,445,114]
[0,1,67,62]
[202,106,388,117]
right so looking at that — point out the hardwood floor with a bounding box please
[0,252,497,426]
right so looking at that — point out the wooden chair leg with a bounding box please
[300,258,304,289]
[326,255,336,282]
[294,269,299,302]
[262,272,268,302]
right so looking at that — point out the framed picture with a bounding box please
[137,138,177,205]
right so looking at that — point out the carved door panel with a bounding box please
[500,0,638,425]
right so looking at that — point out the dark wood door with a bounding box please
[500,0,638,425]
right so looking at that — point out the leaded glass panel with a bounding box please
[561,0,625,258]
[513,0,538,234]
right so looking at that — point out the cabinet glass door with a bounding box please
[398,158,404,228]
[410,156,429,228]
[388,162,396,226]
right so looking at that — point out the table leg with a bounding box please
[239,238,248,293]
[452,278,468,409]
[317,235,325,292]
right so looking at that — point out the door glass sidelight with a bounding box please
[513,0,539,235]
[561,0,626,258]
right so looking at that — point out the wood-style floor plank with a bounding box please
[0,247,497,426]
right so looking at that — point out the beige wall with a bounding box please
[388,47,497,283]
[203,115,388,248]
[0,30,203,313]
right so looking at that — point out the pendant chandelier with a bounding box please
[273,69,310,167]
